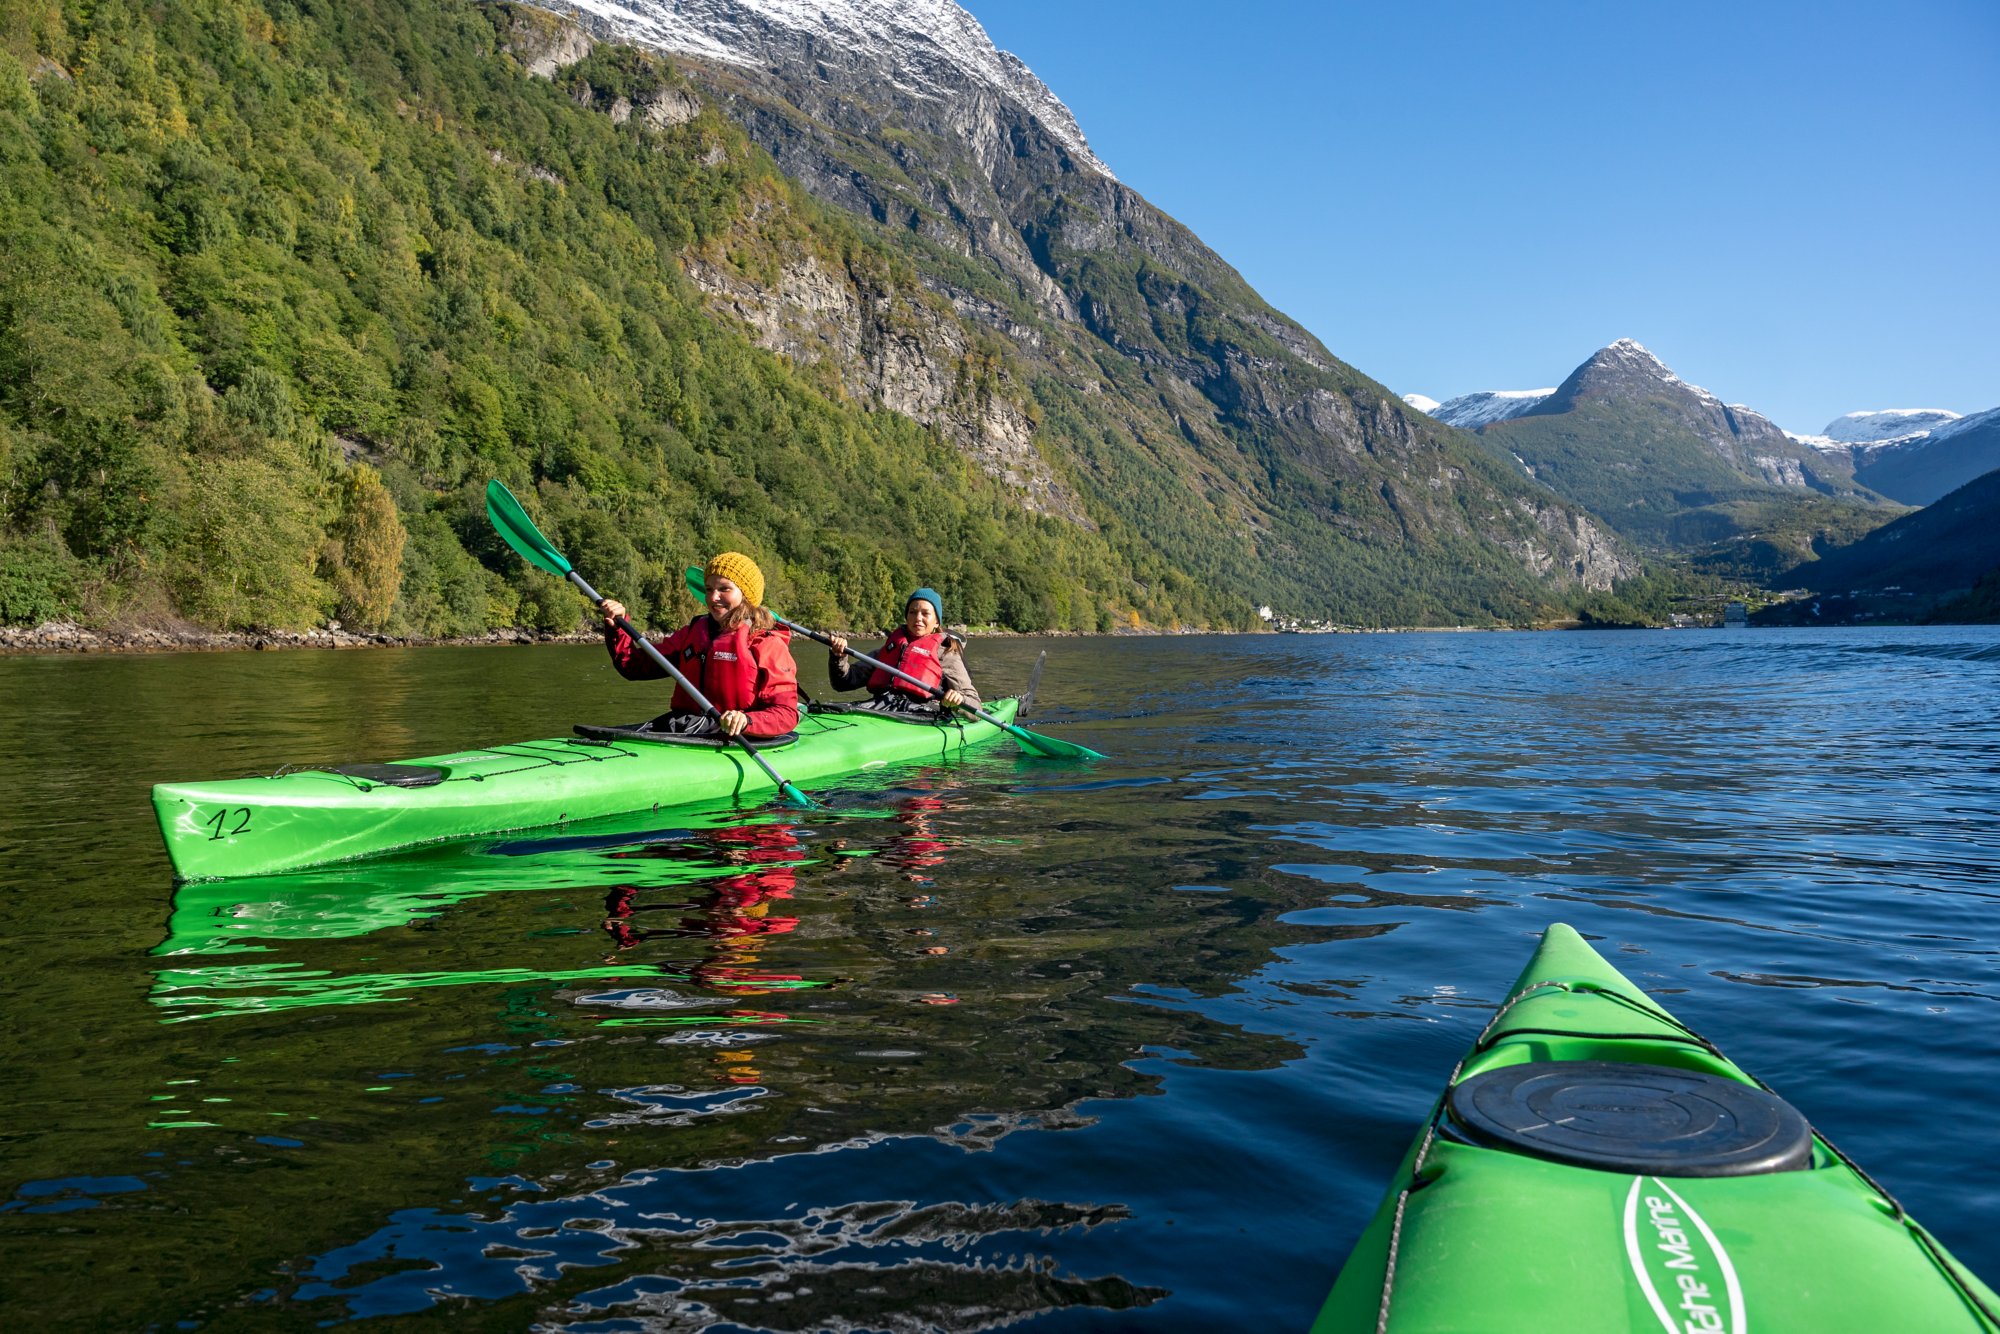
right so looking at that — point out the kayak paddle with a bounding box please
[684,566,1103,761]
[485,481,816,809]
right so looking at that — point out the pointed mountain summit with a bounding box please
[1523,339,1803,481]
[1534,337,1681,407]
[1462,340,1892,562]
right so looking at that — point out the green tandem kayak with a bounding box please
[1316,923,1999,1333]
[152,699,1019,881]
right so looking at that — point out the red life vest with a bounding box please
[868,628,947,698]
[665,616,766,713]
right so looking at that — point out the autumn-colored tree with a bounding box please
[321,464,406,630]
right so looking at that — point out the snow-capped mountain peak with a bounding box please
[543,0,1112,177]
[1416,388,1555,430]
[1401,393,1440,414]
[1591,337,1721,403]
[1821,408,1962,446]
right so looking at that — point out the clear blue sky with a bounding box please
[971,0,1999,434]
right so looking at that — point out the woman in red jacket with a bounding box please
[599,551,799,738]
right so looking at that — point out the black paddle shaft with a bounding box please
[794,621,954,703]
[799,620,1018,729]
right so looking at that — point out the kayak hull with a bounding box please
[1314,923,2000,1332]
[152,700,1018,881]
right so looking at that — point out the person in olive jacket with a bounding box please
[826,587,978,716]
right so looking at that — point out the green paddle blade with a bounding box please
[486,480,571,577]
[1003,725,1105,762]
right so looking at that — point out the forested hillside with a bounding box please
[1780,466,2000,605]
[0,0,1172,635]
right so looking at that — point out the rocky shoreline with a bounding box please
[0,620,602,655]
[0,618,1529,656]
[0,619,1236,656]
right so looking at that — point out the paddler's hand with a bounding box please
[828,634,849,659]
[940,688,964,709]
[717,710,749,736]
[600,598,627,626]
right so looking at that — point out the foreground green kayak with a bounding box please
[1316,923,1999,1332]
[152,699,1018,881]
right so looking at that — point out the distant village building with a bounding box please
[1724,601,1748,628]
[1257,605,1274,622]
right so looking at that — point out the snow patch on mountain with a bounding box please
[1401,393,1440,414]
[544,0,1112,177]
[1424,388,1554,430]
[1931,405,1999,442]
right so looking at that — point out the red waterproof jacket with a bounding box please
[867,628,947,698]
[605,615,799,736]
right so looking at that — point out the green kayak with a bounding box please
[1316,923,1999,1333]
[152,699,1019,881]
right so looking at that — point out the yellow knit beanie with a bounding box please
[704,552,764,607]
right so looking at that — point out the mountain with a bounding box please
[553,0,1112,177]
[1448,340,1893,564]
[1409,389,1554,431]
[1820,409,1962,445]
[1524,339,1823,485]
[0,0,1637,638]
[1796,406,2000,506]
[1776,466,2000,612]
[514,0,1636,623]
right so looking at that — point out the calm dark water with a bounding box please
[2,627,1997,1331]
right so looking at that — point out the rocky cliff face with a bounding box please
[509,0,1637,613]
[496,4,1084,522]
[681,241,1083,522]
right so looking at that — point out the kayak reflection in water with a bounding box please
[600,822,817,998]
[600,551,798,738]
[826,586,978,718]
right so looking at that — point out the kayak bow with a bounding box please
[1315,923,2000,1332]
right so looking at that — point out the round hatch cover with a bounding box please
[1445,1060,1812,1177]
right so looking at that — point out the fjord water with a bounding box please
[2,628,1997,1330]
